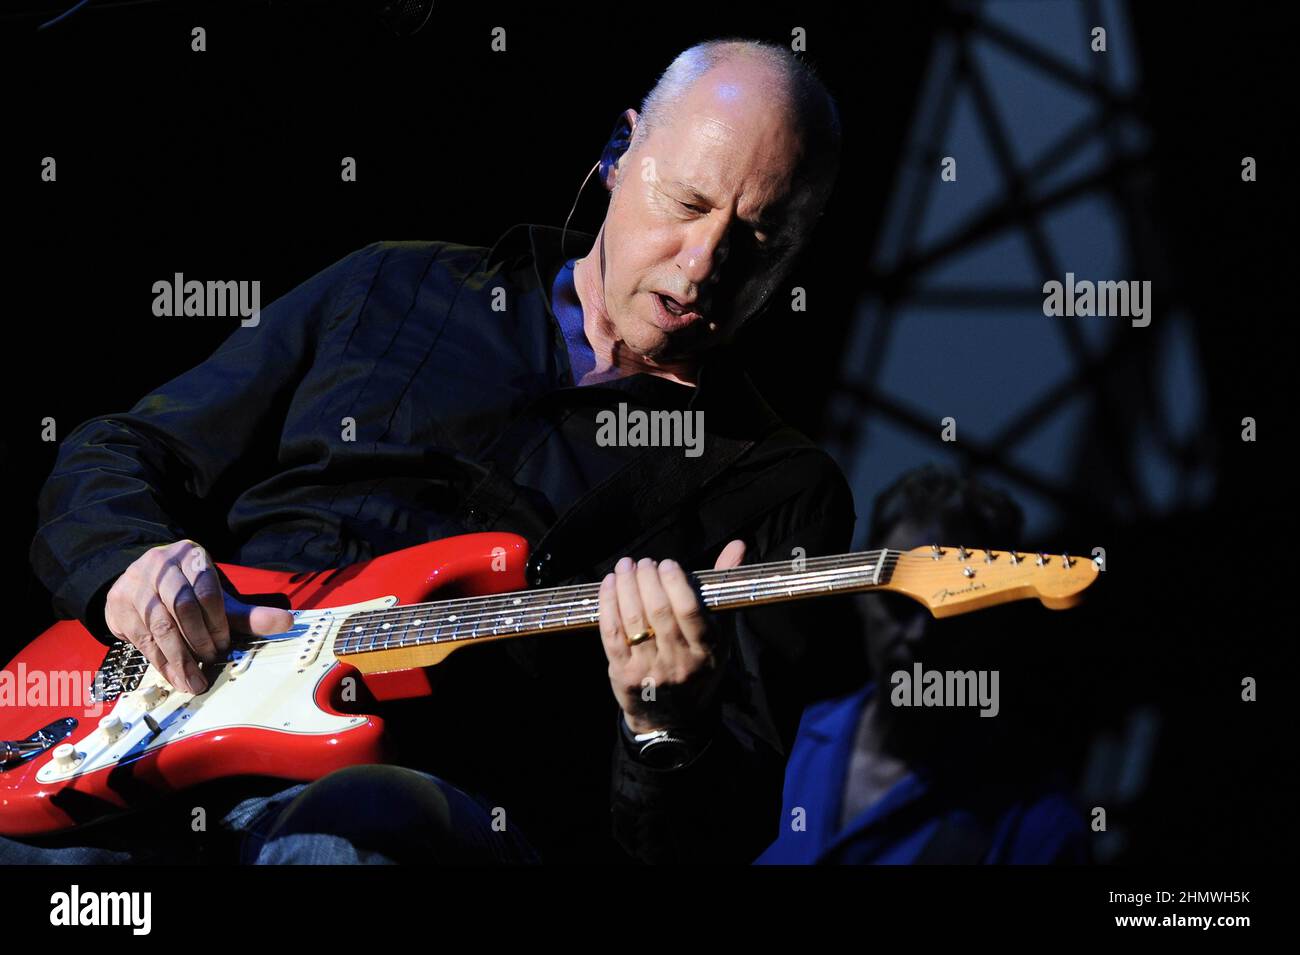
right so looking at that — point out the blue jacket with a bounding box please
[754,684,1088,864]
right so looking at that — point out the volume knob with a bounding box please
[52,743,81,771]
[138,685,167,710]
[99,715,125,741]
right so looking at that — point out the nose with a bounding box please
[676,215,730,288]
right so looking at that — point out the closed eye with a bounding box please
[673,195,781,254]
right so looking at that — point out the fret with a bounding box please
[328,550,903,656]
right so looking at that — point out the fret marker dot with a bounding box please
[448,615,457,621]
[413,619,423,626]
[381,623,391,630]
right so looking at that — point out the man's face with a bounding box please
[599,64,815,363]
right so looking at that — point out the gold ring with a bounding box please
[626,627,655,647]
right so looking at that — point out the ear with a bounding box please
[599,108,639,193]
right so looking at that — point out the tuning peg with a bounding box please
[984,548,995,563]
[957,546,969,560]
[1009,550,1021,564]
[930,544,943,560]
[1036,552,1048,566]
[1062,552,1074,568]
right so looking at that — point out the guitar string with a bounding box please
[107,562,902,674]
[227,546,1070,645]
[104,554,1083,677]
[240,551,895,639]
[104,550,1083,675]
[222,554,896,647]
[284,546,1072,641]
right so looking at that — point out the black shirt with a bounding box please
[30,222,868,862]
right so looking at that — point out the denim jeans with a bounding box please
[0,765,540,865]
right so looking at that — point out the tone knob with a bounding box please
[99,715,125,741]
[138,685,167,710]
[52,743,81,771]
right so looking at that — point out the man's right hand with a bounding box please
[103,540,295,695]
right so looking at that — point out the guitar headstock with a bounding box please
[880,546,1100,618]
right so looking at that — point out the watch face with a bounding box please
[639,736,691,770]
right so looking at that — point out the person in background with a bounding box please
[754,465,1089,864]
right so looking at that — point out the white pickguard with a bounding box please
[36,597,397,784]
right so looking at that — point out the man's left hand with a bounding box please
[598,539,747,734]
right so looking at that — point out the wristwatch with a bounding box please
[619,715,713,770]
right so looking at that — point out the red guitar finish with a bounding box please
[0,533,530,837]
[1,531,1099,837]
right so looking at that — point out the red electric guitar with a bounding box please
[0,533,1099,835]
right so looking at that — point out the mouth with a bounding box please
[650,292,706,332]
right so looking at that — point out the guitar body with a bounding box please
[0,532,530,837]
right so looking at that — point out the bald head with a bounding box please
[629,38,842,210]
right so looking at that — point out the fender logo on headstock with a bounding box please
[931,582,988,604]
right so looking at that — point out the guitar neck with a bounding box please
[332,550,894,656]
[330,544,1098,660]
